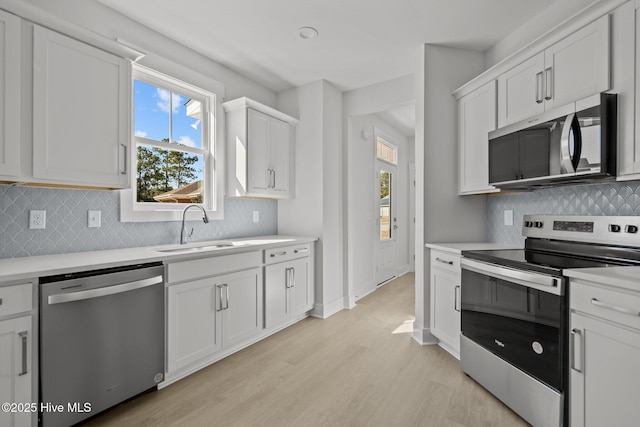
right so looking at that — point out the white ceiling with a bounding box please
[99,0,557,93]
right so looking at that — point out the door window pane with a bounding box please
[380,170,392,240]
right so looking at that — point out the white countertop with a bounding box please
[0,235,317,283]
[425,242,520,255]
[565,266,640,293]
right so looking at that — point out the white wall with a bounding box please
[8,0,276,104]
[348,115,412,300]
[277,80,345,318]
[413,45,488,345]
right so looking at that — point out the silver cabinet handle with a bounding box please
[271,169,276,189]
[48,275,163,304]
[120,144,128,175]
[535,71,544,104]
[271,251,287,258]
[294,248,308,254]
[454,285,460,312]
[0,298,2,306]
[285,268,292,289]
[216,284,224,312]
[591,298,640,317]
[291,267,296,288]
[18,331,28,376]
[544,67,553,101]
[435,257,453,266]
[223,284,229,310]
[570,328,583,373]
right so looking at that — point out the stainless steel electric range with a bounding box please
[460,215,640,427]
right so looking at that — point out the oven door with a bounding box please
[460,258,566,392]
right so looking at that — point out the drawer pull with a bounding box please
[435,258,453,266]
[591,298,640,317]
[294,248,308,254]
[270,252,287,258]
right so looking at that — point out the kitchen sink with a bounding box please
[157,242,237,253]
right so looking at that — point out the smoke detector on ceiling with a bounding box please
[297,27,318,39]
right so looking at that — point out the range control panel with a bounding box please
[522,215,640,245]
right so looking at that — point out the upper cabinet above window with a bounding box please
[224,97,298,199]
[32,25,131,188]
[497,15,610,128]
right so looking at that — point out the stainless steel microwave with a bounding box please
[488,93,617,189]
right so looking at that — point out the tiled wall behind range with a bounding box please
[487,181,640,247]
[0,185,277,259]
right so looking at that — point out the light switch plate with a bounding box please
[29,210,46,229]
[504,209,514,226]
[88,210,102,228]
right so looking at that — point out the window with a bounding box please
[120,64,223,222]
[376,136,397,165]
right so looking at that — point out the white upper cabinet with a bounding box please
[32,25,130,188]
[458,80,499,195]
[0,10,20,179]
[224,97,298,199]
[498,15,610,127]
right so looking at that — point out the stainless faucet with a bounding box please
[180,204,210,244]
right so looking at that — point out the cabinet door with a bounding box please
[269,116,291,196]
[0,316,32,427]
[221,268,263,348]
[545,15,610,111]
[33,26,130,188]
[247,108,271,195]
[0,11,20,178]
[458,80,498,194]
[497,52,545,127]
[167,278,220,373]
[264,262,288,329]
[570,313,640,427]
[430,268,461,357]
[289,257,312,318]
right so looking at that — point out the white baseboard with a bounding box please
[310,296,344,319]
[412,326,438,346]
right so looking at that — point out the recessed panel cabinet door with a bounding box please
[289,257,312,318]
[0,11,20,178]
[221,268,262,349]
[33,26,130,188]
[247,108,271,195]
[0,316,32,427]
[269,117,291,196]
[497,52,545,128]
[430,268,461,357]
[265,262,289,329]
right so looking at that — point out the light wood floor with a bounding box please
[85,273,529,426]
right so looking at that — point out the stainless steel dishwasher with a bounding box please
[39,262,165,427]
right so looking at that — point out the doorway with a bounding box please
[374,135,398,285]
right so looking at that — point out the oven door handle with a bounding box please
[461,258,562,296]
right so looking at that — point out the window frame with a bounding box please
[120,64,224,222]
[375,130,398,166]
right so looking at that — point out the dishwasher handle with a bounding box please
[48,275,163,305]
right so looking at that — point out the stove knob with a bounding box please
[609,224,622,233]
[524,221,533,228]
[626,225,639,234]
[534,221,544,228]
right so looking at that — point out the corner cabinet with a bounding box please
[0,10,21,179]
[264,244,314,329]
[457,80,499,195]
[497,14,610,127]
[429,250,461,358]
[224,97,298,199]
[32,25,131,188]
[568,278,640,426]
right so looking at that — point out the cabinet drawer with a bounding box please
[265,244,311,264]
[430,250,460,274]
[167,251,262,284]
[571,280,640,331]
[0,283,33,317]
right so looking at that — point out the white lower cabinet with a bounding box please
[265,256,312,329]
[429,250,461,358]
[0,280,35,427]
[569,279,640,426]
[167,268,262,374]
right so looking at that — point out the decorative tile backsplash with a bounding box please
[0,185,277,259]
[487,181,640,246]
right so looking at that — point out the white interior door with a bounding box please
[375,161,397,285]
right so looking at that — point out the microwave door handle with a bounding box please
[560,113,579,174]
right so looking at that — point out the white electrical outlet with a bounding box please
[88,210,102,228]
[504,209,514,226]
[29,210,46,229]
[253,211,260,223]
